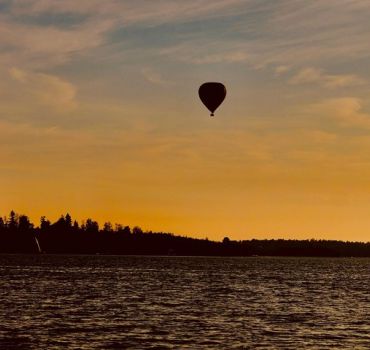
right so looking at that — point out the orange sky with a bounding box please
[1,1,370,242]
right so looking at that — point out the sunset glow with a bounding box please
[2,1,370,241]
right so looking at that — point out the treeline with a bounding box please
[0,211,369,256]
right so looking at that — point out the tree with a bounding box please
[40,216,51,230]
[65,213,72,228]
[122,226,131,235]
[73,220,79,230]
[103,222,113,233]
[132,226,143,235]
[115,223,123,232]
[7,211,18,230]
[55,215,66,227]
[80,220,86,231]
[85,219,99,233]
[18,215,33,231]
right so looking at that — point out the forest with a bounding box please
[1,211,369,256]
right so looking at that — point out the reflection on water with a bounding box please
[0,255,369,349]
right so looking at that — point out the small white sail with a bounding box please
[34,236,42,253]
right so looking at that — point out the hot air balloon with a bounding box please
[198,82,226,116]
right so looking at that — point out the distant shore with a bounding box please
[1,211,369,257]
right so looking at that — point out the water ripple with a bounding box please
[0,255,369,349]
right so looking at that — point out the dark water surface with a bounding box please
[0,255,369,349]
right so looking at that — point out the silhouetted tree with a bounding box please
[54,215,66,229]
[7,210,18,230]
[18,215,33,231]
[103,222,113,233]
[115,223,123,232]
[223,237,230,244]
[85,218,99,233]
[65,213,72,228]
[73,220,79,230]
[122,226,131,235]
[132,226,143,235]
[40,216,51,230]
[1,210,370,256]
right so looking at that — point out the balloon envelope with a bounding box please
[198,82,226,116]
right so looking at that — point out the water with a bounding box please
[0,255,369,349]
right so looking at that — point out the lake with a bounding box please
[0,255,369,349]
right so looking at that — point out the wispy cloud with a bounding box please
[9,0,250,24]
[305,97,370,129]
[0,1,251,69]
[190,51,249,64]
[274,65,290,77]
[9,67,77,110]
[290,67,364,88]
[153,1,370,75]
[1,0,370,74]
[0,15,113,67]
[141,68,172,86]
[248,1,370,67]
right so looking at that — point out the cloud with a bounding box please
[141,68,171,86]
[0,15,113,67]
[306,97,370,129]
[249,1,370,67]
[141,0,370,73]
[290,67,322,84]
[190,51,249,64]
[274,65,290,77]
[9,0,249,25]
[9,67,27,83]
[9,67,77,110]
[156,40,252,66]
[2,0,370,75]
[290,67,364,88]
[0,1,250,69]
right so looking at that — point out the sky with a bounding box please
[1,0,370,242]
